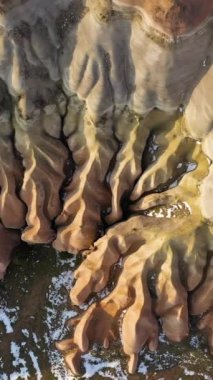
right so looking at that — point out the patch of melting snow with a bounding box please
[10,341,30,379]
[21,329,29,338]
[158,333,170,345]
[138,361,148,374]
[32,332,39,345]
[181,364,213,380]
[146,201,191,218]
[184,368,195,376]
[82,354,127,379]
[183,368,212,380]
[28,351,42,380]
[45,270,77,341]
[144,353,154,362]
[1,375,8,380]
[186,162,197,172]
[44,267,77,379]
[0,310,14,334]
[190,335,200,349]
[0,307,19,334]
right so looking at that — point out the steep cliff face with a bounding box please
[0,0,212,375]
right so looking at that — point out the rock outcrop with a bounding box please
[113,0,213,37]
[0,0,212,375]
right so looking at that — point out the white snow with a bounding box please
[28,351,42,380]
[0,307,19,334]
[0,310,14,333]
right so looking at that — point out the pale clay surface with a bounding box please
[0,0,212,376]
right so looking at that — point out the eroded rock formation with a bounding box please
[0,0,212,375]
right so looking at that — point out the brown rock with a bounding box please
[14,88,69,244]
[54,97,117,252]
[0,81,25,229]
[113,0,213,37]
[0,224,20,279]
[59,213,210,374]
